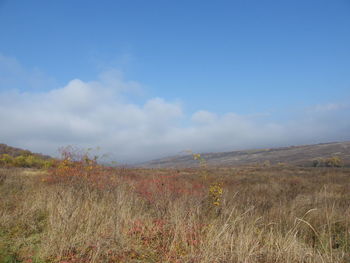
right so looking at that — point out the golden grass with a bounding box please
[0,166,349,262]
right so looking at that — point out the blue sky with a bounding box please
[0,0,350,162]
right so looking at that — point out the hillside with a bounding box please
[0,143,51,159]
[141,141,350,168]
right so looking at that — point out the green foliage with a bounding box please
[0,154,14,167]
[0,154,53,169]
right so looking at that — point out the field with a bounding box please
[0,164,349,263]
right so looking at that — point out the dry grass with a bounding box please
[0,166,349,262]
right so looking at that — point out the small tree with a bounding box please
[0,154,14,167]
[325,156,343,167]
[312,159,323,167]
[313,156,344,167]
[14,155,28,167]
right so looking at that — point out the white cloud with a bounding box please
[1,55,350,163]
[192,110,218,124]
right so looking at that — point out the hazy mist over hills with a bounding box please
[141,141,350,168]
[0,1,349,163]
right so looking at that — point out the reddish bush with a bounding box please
[44,146,118,189]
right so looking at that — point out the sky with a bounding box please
[0,0,350,163]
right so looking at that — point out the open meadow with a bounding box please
[0,160,349,263]
[2,1,350,262]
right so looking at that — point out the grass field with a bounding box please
[0,165,349,262]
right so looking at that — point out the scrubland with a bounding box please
[0,158,349,262]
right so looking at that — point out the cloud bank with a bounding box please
[1,57,349,163]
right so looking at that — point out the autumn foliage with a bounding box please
[0,149,349,262]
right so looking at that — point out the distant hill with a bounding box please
[141,141,350,168]
[0,143,51,159]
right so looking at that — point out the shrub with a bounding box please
[312,156,343,167]
[325,156,343,167]
[0,154,14,167]
[0,153,53,169]
[44,146,117,189]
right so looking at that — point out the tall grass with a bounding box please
[0,165,349,262]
